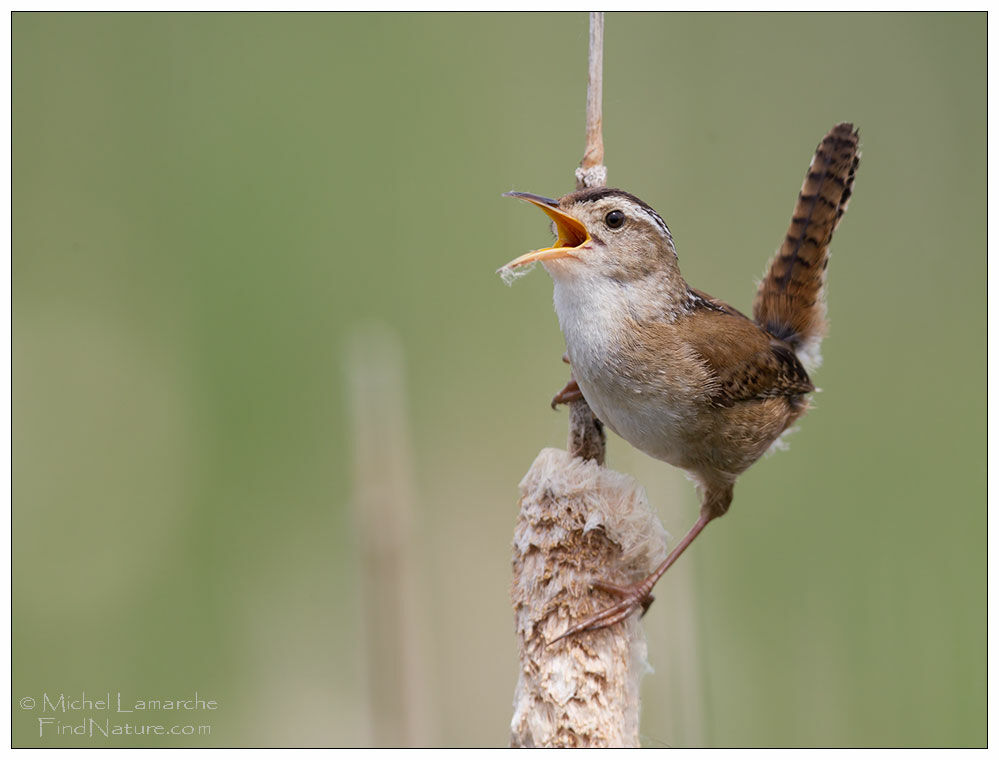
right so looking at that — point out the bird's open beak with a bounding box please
[501,192,590,269]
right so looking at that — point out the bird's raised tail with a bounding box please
[753,122,860,372]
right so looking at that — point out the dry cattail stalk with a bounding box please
[347,325,432,747]
[510,449,668,747]
[509,13,671,748]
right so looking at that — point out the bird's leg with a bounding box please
[551,353,584,408]
[548,482,733,645]
[548,512,713,644]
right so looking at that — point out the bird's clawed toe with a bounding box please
[546,579,654,646]
[551,378,584,409]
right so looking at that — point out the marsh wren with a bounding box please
[501,123,860,641]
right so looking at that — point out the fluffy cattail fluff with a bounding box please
[753,123,860,372]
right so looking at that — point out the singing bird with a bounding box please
[501,123,860,641]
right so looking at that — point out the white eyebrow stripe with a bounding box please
[618,198,672,241]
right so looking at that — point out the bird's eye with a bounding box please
[605,210,625,229]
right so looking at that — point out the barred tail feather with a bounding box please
[753,122,860,372]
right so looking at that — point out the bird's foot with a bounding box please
[547,579,655,646]
[547,511,718,646]
[551,378,584,409]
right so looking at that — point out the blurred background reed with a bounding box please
[13,12,985,747]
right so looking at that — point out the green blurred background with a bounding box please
[13,12,985,748]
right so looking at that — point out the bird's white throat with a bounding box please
[548,265,632,372]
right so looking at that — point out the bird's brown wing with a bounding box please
[684,296,814,407]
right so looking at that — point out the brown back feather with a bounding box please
[753,123,860,362]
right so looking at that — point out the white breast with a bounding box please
[549,270,695,467]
